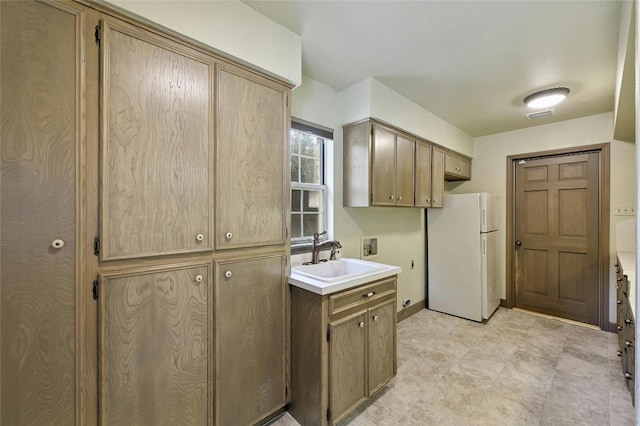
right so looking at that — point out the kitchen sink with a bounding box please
[292,258,386,283]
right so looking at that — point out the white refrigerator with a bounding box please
[427,192,500,322]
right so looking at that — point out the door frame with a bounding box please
[505,143,610,330]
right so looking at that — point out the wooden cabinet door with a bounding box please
[395,135,415,207]
[216,66,288,250]
[415,142,432,208]
[216,255,286,426]
[431,147,445,208]
[1,1,84,423]
[371,125,396,206]
[458,157,471,179]
[444,151,459,175]
[367,299,396,394]
[100,18,214,260]
[329,312,368,423]
[99,265,211,426]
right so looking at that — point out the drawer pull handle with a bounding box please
[363,292,376,298]
[358,322,365,328]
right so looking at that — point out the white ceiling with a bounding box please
[242,0,623,137]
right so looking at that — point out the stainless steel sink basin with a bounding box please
[291,258,386,283]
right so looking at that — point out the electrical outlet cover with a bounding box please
[361,236,379,259]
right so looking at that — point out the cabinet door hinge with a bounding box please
[327,408,331,424]
[326,327,330,342]
[285,386,288,397]
[92,278,99,300]
[93,236,100,256]
[95,25,101,46]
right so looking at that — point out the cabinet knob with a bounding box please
[195,274,203,283]
[432,199,437,204]
[373,315,379,321]
[397,196,402,201]
[617,277,623,282]
[225,232,233,240]
[426,198,430,203]
[618,326,624,331]
[51,239,65,249]
[389,195,395,200]
[617,300,623,305]
[625,340,633,347]
[224,270,232,279]
[358,322,365,328]
[196,233,204,242]
[625,372,634,380]
[626,319,634,325]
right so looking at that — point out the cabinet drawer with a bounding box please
[329,277,396,317]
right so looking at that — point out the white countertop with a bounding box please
[618,251,636,316]
[288,260,401,296]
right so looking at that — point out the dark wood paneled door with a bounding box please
[514,152,600,325]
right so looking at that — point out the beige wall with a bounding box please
[102,0,302,86]
[449,112,636,323]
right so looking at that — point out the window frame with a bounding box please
[290,118,332,254]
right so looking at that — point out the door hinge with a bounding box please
[326,327,330,342]
[327,408,331,424]
[93,236,100,256]
[92,278,99,300]
[94,25,101,46]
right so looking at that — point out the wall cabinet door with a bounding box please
[100,18,214,260]
[395,135,415,206]
[1,1,84,423]
[371,125,397,206]
[215,66,288,250]
[329,312,368,423]
[415,142,433,208]
[99,265,211,426]
[216,255,287,425]
[368,300,396,394]
[431,146,445,208]
[444,151,471,180]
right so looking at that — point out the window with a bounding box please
[290,119,332,245]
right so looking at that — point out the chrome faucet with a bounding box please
[311,231,342,264]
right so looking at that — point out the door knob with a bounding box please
[515,240,522,246]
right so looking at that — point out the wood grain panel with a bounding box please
[558,252,587,302]
[522,249,548,296]
[524,165,548,182]
[394,135,415,206]
[559,162,587,180]
[414,142,432,208]
[215,66,287,249]
[329,312,367,423]
[559,188,587,238]
[371,125,396,206]
[368,299,396,395]
[101,19,213,260]
[100,266,210,425]
[343,121,372,207]
[430,146,445,208]
[215,255,286,425]
[523,191,548,235]
[1,1,82,423]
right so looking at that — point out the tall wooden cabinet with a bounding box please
[1,1,291,425]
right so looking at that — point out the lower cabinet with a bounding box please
[290,277,397,426]
[99,265,212,425]
[215,255,288,426]
[616,256,635,406]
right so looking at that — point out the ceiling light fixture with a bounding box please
[523,87,570,109]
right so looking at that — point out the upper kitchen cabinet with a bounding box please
[444,151,472,181]
[344,120,415,207]
[215,65,289,250]
[415,141,444,208]
[100,18,214,261]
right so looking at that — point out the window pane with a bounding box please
[301,157,320,184]
[291,189,302,213]
[291,213,302,238]
[290,156,300,183]
[303,190,321,212]
[301,136,320,157]
[290,131,300,155]
[302,213,321,237]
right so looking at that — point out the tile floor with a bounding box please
[271,307,636,426]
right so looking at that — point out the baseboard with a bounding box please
[397,299,426,322]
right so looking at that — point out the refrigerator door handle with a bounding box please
[482,209,486,229]
[483,238,487,256]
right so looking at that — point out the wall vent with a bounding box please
[525,109,555,120]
